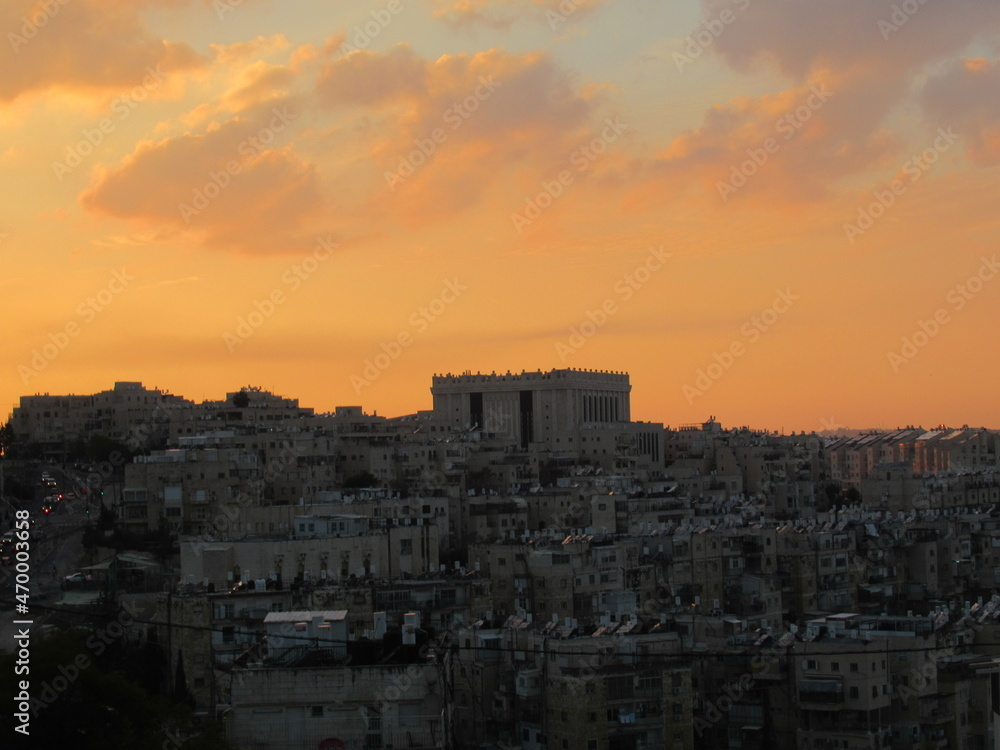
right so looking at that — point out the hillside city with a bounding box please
[3,369,1000,750]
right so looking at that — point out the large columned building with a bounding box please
[430,368,641,448]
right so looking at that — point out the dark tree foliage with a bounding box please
[0,421,13,457]
[67,434,134,464]
[1,628,231,749]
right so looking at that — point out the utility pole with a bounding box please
[166,589,173,695]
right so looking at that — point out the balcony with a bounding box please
[515,668,542,698]
[798,679,844,706]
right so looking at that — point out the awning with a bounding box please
[799,680,843,693]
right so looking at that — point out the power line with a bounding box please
[4,598,998,659]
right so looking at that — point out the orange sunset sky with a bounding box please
[2,0,999,433]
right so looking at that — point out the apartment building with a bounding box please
[11,381,188,451]
[179,517,440,588]
[226,614,449,750]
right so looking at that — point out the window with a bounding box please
[311,706,324,717]
[831,661,840,672]
[399,538,412,555]
[850,663,859,673]
[222,627,235,644]
[850,687,859,699]
[588,712,597,722]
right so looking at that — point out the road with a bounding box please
[0,462,93,654]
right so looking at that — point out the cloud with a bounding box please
[1,0,206,102]
[922,58,1000,165]
[636,0,1000,207]
[647,74,897,205]
[220,60,297,111]
[317,45,601,223]
[429,0,612,30]
[316,44,430,109]
[702,0,1000,81]
[79,98,325,255]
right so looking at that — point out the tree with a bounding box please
[232,390,249,408]
[173,651,195,709]
[0,421,13,457]
[0,629,232,748]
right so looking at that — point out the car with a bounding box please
[62,572,93,588]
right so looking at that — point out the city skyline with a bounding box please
[8,374,999,436]
[3,0,1000,434]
